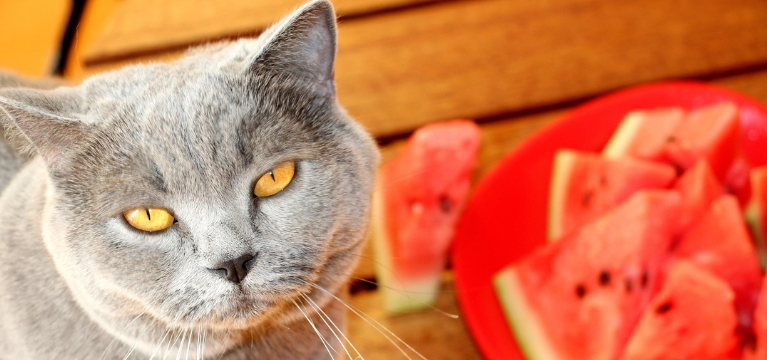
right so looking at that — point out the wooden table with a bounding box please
[72,0,767,358]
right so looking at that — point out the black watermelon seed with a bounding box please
[640,270,649,288]
[575,284,587,298]
[582,190,594,207]
[439,196,452,213]
[655,302,673,314]
[667,136,677,143]
[600,176,608,187]
[624,278,633,293]
[599,271,611,286]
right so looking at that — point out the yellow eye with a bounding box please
[123,207,175,232]
[254,161,296,197]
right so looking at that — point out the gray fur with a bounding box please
[0,1,379,359]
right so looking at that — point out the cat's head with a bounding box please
[0,0,377,349]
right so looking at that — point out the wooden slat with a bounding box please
[334,0,767,138]
[82,0,441,64]
[346,274,483,360]
[80,0,767,139]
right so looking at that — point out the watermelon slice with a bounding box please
[746,165,767,268]
[672,194,762,340]
[602,107,685,162]
[665,102,740,180]
[672,160,724,232]
[372,120,481,313]
[495,190,681,360]
[548,150,677,240]
[618,260,741,360]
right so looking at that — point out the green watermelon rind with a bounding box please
[745,167,767,269]
[371,180,441,314]
[602,111,645,159]
[493,266,561,360]
[547,150,577,241]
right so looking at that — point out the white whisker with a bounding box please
[301,293,362,360]
[175,328,188,360]
[308,282,428,360]
[99,311,147,360]
[291,298,336,360]
[149,329,171,360]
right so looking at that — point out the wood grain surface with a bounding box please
[78,0,767,140]
[83,0,442,64]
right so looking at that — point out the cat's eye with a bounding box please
[123,207,175,232]
[254,161,296,197]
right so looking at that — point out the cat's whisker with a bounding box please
[162,329,183,360]
[195,326,201,360]
[301,293,362,360]
[99,311,148,360]
[185,327,193,360]
[306,282,428,360]
[122,322,155,360]
[149,329,171,360]
[175,328,189,360]
[291,298,336,360]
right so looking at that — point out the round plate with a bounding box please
[452,81,767,360]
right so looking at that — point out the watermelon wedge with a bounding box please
[372,120,481,313]
[672,160,724,232]
[746,165,767,268]
[665,102,740,180]
[495,190,681,360]
[618,260,741,360]
[672,194,762,341]
[548,150,677,240]
[602,107,685,161]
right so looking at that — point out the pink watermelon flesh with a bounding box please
[602,107,685,162]
[672,160,724,233]
[373,120,481,313]
[746,165,767,268]
[673,195,762,339]
[548,150,677,240]
[725,157,753,208]
[665,102,740,180]
[495,190,682,360]
[618,260,740,360]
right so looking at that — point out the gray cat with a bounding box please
[0,0,379,358]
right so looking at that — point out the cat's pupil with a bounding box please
[269,171,275,181]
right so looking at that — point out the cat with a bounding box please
[0,0,379,359]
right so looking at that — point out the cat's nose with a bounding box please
[209,253,257,283]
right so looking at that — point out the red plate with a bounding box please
[452,81,767,360]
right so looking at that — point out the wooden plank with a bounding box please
[79,0,767,139]
[82,0,442,64]
[346,274,483,360]
[715,69,767,105]
[334,0,767,138]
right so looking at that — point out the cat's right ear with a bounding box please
[249,0,338,96]
[0,87,91,168]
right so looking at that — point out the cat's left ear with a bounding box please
[251,0,338,95]
[0,87,91,168]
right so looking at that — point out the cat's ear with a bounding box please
[251,0,337,95]
[0,87,90,167]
